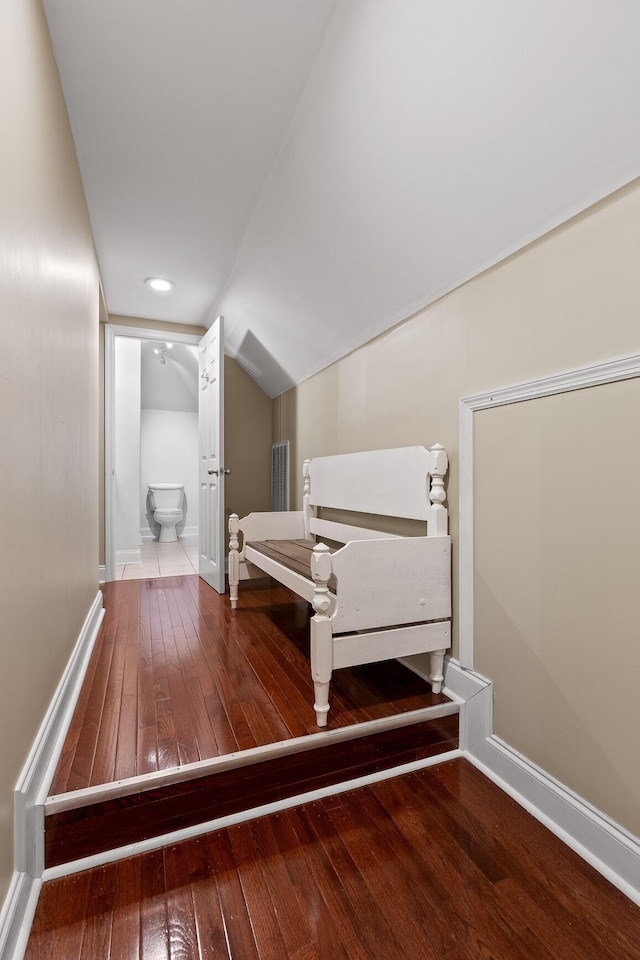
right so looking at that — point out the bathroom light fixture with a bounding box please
[145,277,174,292]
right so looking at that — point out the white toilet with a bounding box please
[147,483,185,542]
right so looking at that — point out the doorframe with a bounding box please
[104,323,202,583]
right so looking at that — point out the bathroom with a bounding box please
[113,334,200,579]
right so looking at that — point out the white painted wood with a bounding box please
[330,536,451,633]
[309,517,398,542]
[198,316,225,593]
[104,324,116,584]
[229,510,308,607]
[115,548,142,565]
[46,702,459,813]
[468,735,640,908]
[310,544,334,725]
[302,458,314,540]
[308,444,448,527]
[333,622,450,670]
[237,510,306,550]
[458,397,475,668]
[14,591,104,880]
[230,444,452,724]
[442,658,494,751]
[0,872,41,960]
[459,351,640,670]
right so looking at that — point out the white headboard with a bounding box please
[305,444,448,528]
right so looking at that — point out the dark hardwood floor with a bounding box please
[45,575,457,866]
[28,760,640,960]
[50,576,450,797]
[26,574,640,955]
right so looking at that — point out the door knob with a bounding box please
[208,468,218,475]
[222,468,231,476]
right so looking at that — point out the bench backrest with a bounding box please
[303,444,448,540]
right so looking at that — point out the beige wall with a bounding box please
[281,177,640,836]
[107,314,209,339]
[224,356,273,523]
[474,381,640,834]
[0,0,101,899]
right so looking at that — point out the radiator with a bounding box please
[271,440,290,512]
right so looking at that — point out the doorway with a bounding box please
[104,323,202,583]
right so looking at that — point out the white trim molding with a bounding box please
[459,351,640,668]
[14,592,104,878]
[115,548,142,565]
[406,653,640,904]
[468,736,640,908]
[0,873,41,960]
[2,592,103,960]
[401,655,493,753]
[43,747,463,883]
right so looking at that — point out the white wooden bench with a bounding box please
[228,444,451,726]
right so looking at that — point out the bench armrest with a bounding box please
[229,511,306,558]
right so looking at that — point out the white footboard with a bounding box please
[329,536,451,634]
[228,510,306,607]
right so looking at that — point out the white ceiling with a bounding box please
[141,340,198,413]
[44,1,640,397]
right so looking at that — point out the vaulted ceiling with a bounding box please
[43,0,640,396]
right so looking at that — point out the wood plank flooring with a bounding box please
[27,760,640,960]
[45,713,459,866]
[50,576,450,797]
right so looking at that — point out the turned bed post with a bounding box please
[428,443,449,537]
[429,649,447,695]
[310,542,333,726]
[228,513,240,609]
[302,458,313,540]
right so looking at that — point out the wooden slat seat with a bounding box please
[247,539,338,592]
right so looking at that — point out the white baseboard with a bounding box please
[141,528,198,542]
[13,591,104,879]
[442,657,493,750]
[115,548,141,564]
[468,735,640,907]
[403,654,640,905]
[399,654,493,751]
[0,872,41,960]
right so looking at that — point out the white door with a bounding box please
[198,316,227,592]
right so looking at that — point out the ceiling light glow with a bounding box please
[146,277,174,292]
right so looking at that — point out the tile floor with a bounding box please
[115,537,199,580]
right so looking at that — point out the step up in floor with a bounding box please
[44,704,459,868]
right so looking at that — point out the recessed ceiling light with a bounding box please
[146,277,174,292]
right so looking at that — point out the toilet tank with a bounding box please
[148,483,184,510]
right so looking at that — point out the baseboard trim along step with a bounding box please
[44,705,459,867]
